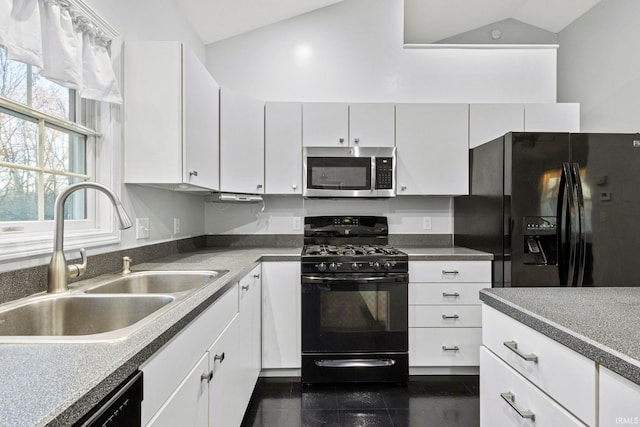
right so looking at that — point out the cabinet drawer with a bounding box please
[409,327,481,366]
[409,282,486,305]
[409,261,491,283]
[482,305,596,426]
[480,347,586,427]
[599,366,640,427]
[410,305,481,327]
[141,283,239,425]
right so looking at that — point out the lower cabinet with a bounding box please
[599,366,640,427]
[142,265,262,427]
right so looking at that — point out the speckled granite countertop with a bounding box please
[480,287,640,386]
[0,245,490,426]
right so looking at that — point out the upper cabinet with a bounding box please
[396,104,469,195]
[524,103,580,132]
[302,103,395,147]
[124,41,220,191]
[219,88,265,194]
[265,102,302,194]
[469,104,524,149]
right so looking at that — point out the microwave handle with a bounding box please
[371,156,377,192]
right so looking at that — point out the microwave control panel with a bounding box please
[375,157,393,190]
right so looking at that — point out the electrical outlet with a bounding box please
[136,218,150,239]
[422,216,432,230]
[173,217,181,235]
[292,217,301,231]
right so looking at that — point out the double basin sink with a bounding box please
[0,270,228,342]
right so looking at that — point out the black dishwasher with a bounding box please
[74,371,143,427]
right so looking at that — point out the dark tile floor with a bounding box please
[240,376,479,427]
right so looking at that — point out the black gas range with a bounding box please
[301,216,409,384]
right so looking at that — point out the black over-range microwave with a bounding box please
[303,147,396,198]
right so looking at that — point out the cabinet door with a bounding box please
[396,104,469,195]
[147,354,209,427]
[209,316,244,427]
[124,41,182,184]
[183,47,220,190]
[599,367,640,427]
[238,265,262,411]
[524,103,580,132]
[469,104,524,148]
[302,103,349,147]
[349,103,395,147]
[262,262,301,369]
[265,102,302,194]
[220,88,265,194]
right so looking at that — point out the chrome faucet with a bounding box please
[47,182,133,293]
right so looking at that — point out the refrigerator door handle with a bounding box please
[572,163,587,287]
[560,162,578,287]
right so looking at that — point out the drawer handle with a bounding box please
[442,346,460,352]
[201,371,213,383]
[442,314,460,320]
[214,352,225,363]
[504,341,539,363]
[500,392,535,420]
[442,292,460,298]
[442,270,459,276]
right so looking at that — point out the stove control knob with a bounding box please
[351,263,360,271]
[317,263,327,272]
[329,262,338,271]
[373,262,382,271]
[383,262,392,271]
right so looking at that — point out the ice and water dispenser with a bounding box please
[523,216,558,265]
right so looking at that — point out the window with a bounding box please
[0,48,104,255]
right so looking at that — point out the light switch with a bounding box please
[423,216,432,230]
[136,218,150,239]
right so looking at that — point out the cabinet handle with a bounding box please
[400,185,407,191]
[214,352,225,363]
[442,314,460,320]
[354,138,360,144]
[500,392,535,420]
[292,184,297,190]
[253,274,260,279]
[189,171,198,177]
[257,184,263,189]
[241,284,250,291]
[201,371,213,383]
[442,292,460,298]
[442,270,459,276]
[503,341,539,363]
[442,346,460,352]
[339,138,345,144]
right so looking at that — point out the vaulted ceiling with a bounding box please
[174,0,602,45]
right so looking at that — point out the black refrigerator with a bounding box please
[454,132,640,287]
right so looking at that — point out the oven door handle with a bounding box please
[315,358,396,368]
[302,275,408,283]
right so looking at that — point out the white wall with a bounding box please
[205,196,452,235]
[558,0,640,132]
[205,0,558,103]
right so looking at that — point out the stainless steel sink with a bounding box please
[85,270,227,294]
[0,294,174,340]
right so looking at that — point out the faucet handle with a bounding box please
[122,256,132,274]
[67,248,87,279]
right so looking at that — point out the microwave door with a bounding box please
[305,157,373,197]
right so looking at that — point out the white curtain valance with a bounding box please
[0,0,122,104]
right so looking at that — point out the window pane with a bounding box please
[44,125,86,174]
[32,67,73,120]
[43,175,85,221]
[0,167,38,221]
[0,108,38,167]
[0,49,28,104]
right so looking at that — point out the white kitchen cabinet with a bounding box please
[480,347,586,427]
[395,103,469,195]
[409,260,489,370]
[265,102,302,194]
[469,104,524,148]
[237,265,262,410]
[124,41,220,191]
[262,261,301,371]
[482,305,596,426]
[302,103,395,147]
[524,103,580,132]
[220,88,265,194]
[599,366,640,426]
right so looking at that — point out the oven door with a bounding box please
[301,273,408,353]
